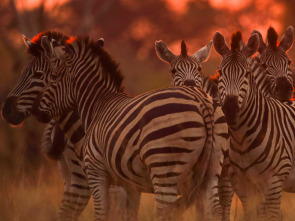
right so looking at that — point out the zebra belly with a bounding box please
[104,112,207,194]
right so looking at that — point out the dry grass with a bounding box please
[1,161,295,221]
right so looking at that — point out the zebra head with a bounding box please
[213,31,259,125]
[252,26,294,101]
[32,40,80,123]
[2,32,68,125]
[155,40,212,88]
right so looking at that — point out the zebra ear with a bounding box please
[252,30,266,53]
[41,36,51,53]
[279,26,294,51]
[242,33,259,57]
[193,40,212,63]
[96,38,104,48]
[22,34,34,49]
[213,32,230,56]
[155,40,176,63]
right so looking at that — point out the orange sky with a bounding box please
[15,0,69,11]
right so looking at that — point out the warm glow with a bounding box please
[165,0,193,14]
[208,0,252,11]
[15,0,69,11]
[130,18,153,41]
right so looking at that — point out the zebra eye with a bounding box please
[171,68,177,74]
[261,63,267,69]
[198,66,202,72]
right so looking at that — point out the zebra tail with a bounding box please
[176,98,215,214]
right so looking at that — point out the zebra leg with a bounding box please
[108,185,132,221]
[152,181,178,221]
[263,179,283,221]
[57,145,91,221]
[200,172,222,220]
[84,155,110,221]
[218,166,233,221]
[57,153,73,220]
[125,189,141,221]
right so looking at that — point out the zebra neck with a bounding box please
[55,111,85,145]
[231,76,262,131]
[251,56,273,97]
[228,89,265,153]
[73,65,124,131]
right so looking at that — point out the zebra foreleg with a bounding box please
[263,179,283,221]
[84,160,110,221]
[57,151,91,221]
[218,166,233,221]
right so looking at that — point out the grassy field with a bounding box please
[1,160,295,221]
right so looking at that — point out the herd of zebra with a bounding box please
[1,25,295,221]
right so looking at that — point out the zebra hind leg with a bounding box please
[152,181,178,221]
[125,189,141,221]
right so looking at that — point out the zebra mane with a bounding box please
[209,72,219,81]
[72,36,124,91]
[230,31,243,51]
[181,40,188,56]
[267,26,278,48]
[27,31,69,56]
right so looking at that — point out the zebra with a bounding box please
[30,34,225,221]
[250,26,294,101]
[155,39,218,97]
[155,39,231,220]
[213,30,295,220]
[1,32,123,221]
[155,27,294,220]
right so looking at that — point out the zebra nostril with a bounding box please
[184,80,196,87]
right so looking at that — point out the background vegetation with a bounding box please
[1,0,295,220]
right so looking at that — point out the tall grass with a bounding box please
[1,159,295,221]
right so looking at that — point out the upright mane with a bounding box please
[267,26,278,48]
[71,36,124,91]
[231,31,243,51]
[181,40,188,57]
[28,31,69,56]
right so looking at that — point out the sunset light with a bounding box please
[15,0,69,11]
[208,0,251,11]
[165,0,193,14]
[2,0,295,220]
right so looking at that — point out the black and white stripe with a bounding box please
[214,30,295,221]
[155,39,231,220]
[1,32,122,221]
[32,35,223,221]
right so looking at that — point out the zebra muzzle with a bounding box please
[184,80,197,87]
[222,95,239,125]
[274,77,293,101]
[2,96,26,125]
